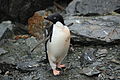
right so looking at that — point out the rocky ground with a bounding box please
[0,38,120,80]
[0,0,120,80]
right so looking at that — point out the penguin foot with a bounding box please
[53,70,60,75]
[57,64,65,68]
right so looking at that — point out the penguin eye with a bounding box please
[53,17,56,20]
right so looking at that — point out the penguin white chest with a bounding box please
[47,22,70,61]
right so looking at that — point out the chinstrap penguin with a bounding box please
[44,13,71,75]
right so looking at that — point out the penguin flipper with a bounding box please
[44,24,53,63]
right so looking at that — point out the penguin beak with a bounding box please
[44,16,53,23]
[44,15,56,24]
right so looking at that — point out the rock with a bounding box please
[0,48,8,55]
[0,36,45,64]
[66,0,120,15]
[25,36,39,51]
[0,75,14,80]
[80,48,96,67]
[81,67,100,76]
[65,15,120,44]
[0,21,14,40]
[0,0,53,24]
[98,73,106,80]
[16,60,39,71]
[13,22,28,35]
[114,8,120,14]
[0,70,1,73]
[96,49,108,57]
[111,58,120,64]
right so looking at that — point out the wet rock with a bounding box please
[0,21,14,40]
[66,0,120,15]
[0,48,8,55]
[81,67,100,76]
[0,0,53,24]
[80,48,96,67]
[65,15,120,44]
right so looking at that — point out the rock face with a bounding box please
[66,0,120,15]
[65,15,120,44]
[0,21,14,41]
[0,0,53,24]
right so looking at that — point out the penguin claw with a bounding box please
[53,70,60,75]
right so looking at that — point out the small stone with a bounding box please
[82,67,100,76]
[97,49,108,54]
[80,48,96,66]
[0,70,2,73]
[16,60,39,71]
[96,49,108,57]
[111,58,120,64]
[109,76,115,80]
[98,73,106,80]
[5,71,10,75]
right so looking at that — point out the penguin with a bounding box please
[44,13,70,75]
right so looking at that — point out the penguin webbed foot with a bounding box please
[57,64,66,70]
[57,64,65,68]
[53,70,60,76]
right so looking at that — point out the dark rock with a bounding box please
[0,0,53,24]
[65,15,120,44]
[13,22,28,35]
[66,0,120,15]
[114,8,120,14]
[0,62,16,74]
[0,21,14,41]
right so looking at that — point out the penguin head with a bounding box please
[44,13,65,25]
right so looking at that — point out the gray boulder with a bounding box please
[65,15,120,44]
[0,21,14,41]
[66,0,120,15]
